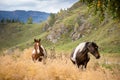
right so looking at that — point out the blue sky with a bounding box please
[0,0,79,13]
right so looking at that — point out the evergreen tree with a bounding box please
[1,18,5,23]
[12,19,15,23]
[6,18,11,23]
[27,17,33,24]
[48,13,56,26]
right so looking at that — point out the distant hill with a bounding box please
[0,10,50,23]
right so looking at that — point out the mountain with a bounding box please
[0,10,50,23]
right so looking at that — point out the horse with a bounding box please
[32,38,47,63]
[70,42,100,69]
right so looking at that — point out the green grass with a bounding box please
[101,63,113,70]
[0,23,46,51]
[101,63,120,71]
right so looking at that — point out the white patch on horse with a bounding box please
[71,42,86,62]
[32,49,40,54]
[41,45,47,56]
[35,43,40,53]
[32,49,35,54]
[37,48,40,53]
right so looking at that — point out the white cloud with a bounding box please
[0,0,79,13]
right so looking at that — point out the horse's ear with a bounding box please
[39,39,41,42]
[34,39,36,42]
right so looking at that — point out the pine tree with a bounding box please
[27,17,33,24]
[48,13,56,26]
[1,18,5,23]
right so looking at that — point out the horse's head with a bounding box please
[87,42,100,59]
[34,38,41,53]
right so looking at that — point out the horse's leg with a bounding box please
[85,56,90,68]
[70,58,76,64]
[84,62,88,69]
[76,62,80,68]
[81,65,84,69]
[32,54,36,62]
[78,65,84,71]
[35,54,40,62]
[38,57,42,62]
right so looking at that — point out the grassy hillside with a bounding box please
[0,23,48,51]
[0,1,120,53]
[44,2,120,53]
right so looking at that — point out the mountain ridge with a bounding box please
[0,10,50,23]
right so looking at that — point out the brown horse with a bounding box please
[70,42,100,69]
[32,38,47,62]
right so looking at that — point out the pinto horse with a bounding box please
[32,39,47,62]
[70,42,100,69]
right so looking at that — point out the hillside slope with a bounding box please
[0,1,120,53]
[44,2,120,53]
[0,23,47,51]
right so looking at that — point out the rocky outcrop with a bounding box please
[47,24,68,43]
[70,19,91,41]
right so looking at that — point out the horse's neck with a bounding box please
[39,45,43,51]
[77,48,89,58]
[80,42,90,57]
[34,45,40,52]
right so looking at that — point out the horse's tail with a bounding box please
[70,58,76,64]
[70,49,76,64]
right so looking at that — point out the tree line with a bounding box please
[0,18,21,23]
[0,17,33,24]
[80,0,120,20]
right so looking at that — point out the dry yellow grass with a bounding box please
[0,48,120,80]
